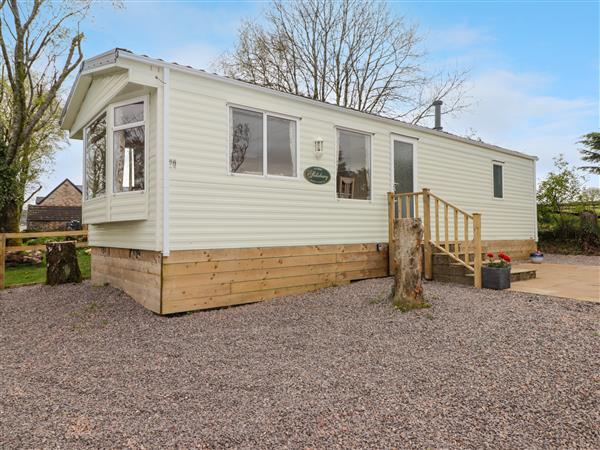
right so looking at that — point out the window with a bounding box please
[84,112,107,199]
[337,129,371,200]
[113,101,145,193]
[493,163,503,199]
[230,107,297,177]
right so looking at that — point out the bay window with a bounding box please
[84,112,107,199]
[113,101,145,193]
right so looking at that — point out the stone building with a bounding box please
[26,179,83,231]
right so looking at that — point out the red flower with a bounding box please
[499,253,511,262]
[486,252,494,258]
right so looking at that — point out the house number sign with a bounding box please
[303,166,331,184]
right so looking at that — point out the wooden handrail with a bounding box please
[428,192,473,219]
[388,189,483,288]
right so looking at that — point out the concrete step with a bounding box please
[465,268,537,282]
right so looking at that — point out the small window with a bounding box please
[337,129,371,200]
[493,163,503,199]
[84,112,107,199]
[229,107,297,177]
[113,101,145,193]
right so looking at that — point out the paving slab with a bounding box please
[510,263,600,303]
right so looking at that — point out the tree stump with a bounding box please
[46,241,82,285]
[392,218,428,311]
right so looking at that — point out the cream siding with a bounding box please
[72,71,128,136]
[78,64,164,251]
[167,69,536,250]
[67,54,536,254]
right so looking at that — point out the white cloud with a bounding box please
[428,24,493,51]
[444,69,598,186]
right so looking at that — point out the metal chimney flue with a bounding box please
[433,100,443,131]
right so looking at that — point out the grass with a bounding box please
[5,249,91,287]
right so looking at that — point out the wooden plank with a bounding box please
[473,213,482,288]
[93,271,161,313]
[463,214,469,262]
[163,244,341,264]
[93,263,162,288]
[163,253,338,277]
[336,251,386,263]
[163,258,387,290]
[91,247,163,313]
[422,188,433,280]
[454,209,459,259]
[163,282,336,314]
[336,267,388,281]
[435,197,440,245]
[386,195,395,276]
[231,272,337,294]
[415,195,419,219]
[444,203,449,251]
[4,230,87,239]
[92,254,162,275]
[6,242,88,252]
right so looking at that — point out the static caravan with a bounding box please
[61,48,538,314]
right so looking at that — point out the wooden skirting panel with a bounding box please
[91,247,162,313]
[480,239,537,261]
[161,243,389,314]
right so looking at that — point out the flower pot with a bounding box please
[482,266,511,290]
[529,255,544,264]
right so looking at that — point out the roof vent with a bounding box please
[433,100,443,131]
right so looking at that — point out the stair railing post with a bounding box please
[422,188,433,280]
[387,192,395,276]
[473,213,482,288]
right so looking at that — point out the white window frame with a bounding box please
[492,160,505,200]
[226,104,300,180]
[110,95,148,196]
[335,126,374,201]
[389,133,419,193]
[83,110,108,201]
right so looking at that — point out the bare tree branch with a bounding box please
[216,0,469,125]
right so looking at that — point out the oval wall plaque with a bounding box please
[304,166,331,184]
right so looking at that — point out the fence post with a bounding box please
[387,192,395,276]
[0,234,5,289]
[422,188,433,280]
[473,213,482,288]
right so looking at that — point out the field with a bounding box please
[5,248,91,287]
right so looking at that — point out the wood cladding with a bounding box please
[91,247,162,313]
[161,243,389,314]
[90,239,533,315]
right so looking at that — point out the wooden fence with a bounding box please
[0,230,88,289]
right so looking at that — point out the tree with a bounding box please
[537,155,585,238]
[217,0,468,124]
[0,0,89,233]
[578,132,600,175]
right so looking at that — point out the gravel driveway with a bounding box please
[1,279,599,449]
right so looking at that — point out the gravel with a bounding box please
[541,253,600,266]
[1,280,599,449]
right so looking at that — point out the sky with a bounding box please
[41,0,599,197]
